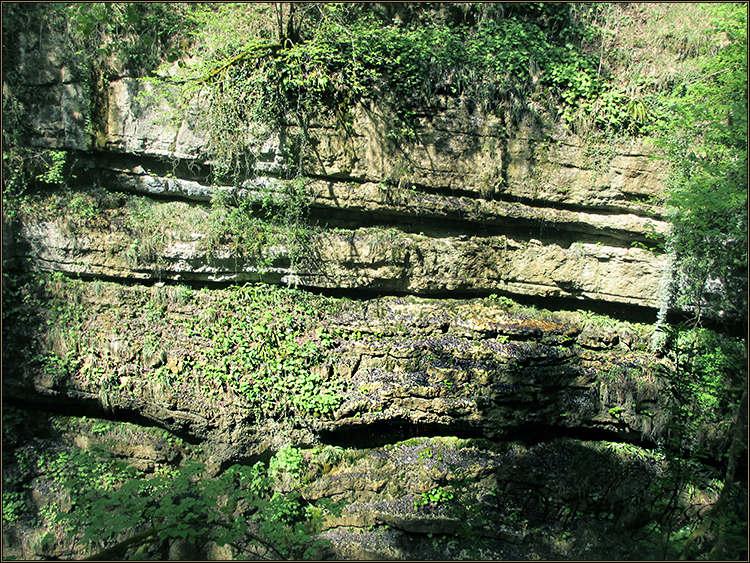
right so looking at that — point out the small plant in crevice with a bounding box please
[204,176,315,276]
[90,421,112,435]
[2,491,26,524]
[414,486,454,510]
[35,150,69,186]
[309,444,346,475]
[269,445,306,490]
[319,445,345,468]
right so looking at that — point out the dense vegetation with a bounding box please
[3,400,339,560]
[2,2,747,560]
[144,2,650,179]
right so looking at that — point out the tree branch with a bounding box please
[82,526,162,561]
[215,521,289,560]
[203,43,282,82]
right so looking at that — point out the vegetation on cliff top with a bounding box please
[152,2,633,179]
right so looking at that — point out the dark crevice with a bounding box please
[75,151,663,234]
[311,171,662,220]
[90,151,213,184]
[307,206,657,249]
[317,419,660,451]
[0,266,659,326]
[304,172,369,185]
[10,266,742,332]
[2,394,202,446]
[7,394,737,475]
[501,423,659,449]
[318,421,485,448]
[489,191,663,219]
[308,284,664,325]
[62,155,663,249]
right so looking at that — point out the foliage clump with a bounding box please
[657,4,747,323]
[138,3,624,181]
[2,427,336,560]
[194,283,343,419]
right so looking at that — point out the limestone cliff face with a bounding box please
[2,26,733,563]
[4,34,670,313]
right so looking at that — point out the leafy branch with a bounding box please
[82,527,161,561]
[49,454,335,560]
[186,41,283,84]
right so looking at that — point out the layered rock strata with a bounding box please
[4,47,671,312]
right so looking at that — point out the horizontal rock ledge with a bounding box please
[7,221,668,310]
[100,169,667,245]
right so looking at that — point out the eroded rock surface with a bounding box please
[2,24,711,563]
[9,214,667,309]
[3,278,674,471]
[3,34,672,312]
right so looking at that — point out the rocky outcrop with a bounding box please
[2,23,736,563]
[4,37,672,313]
[2,277,673,468]
[309,436,662,560]
[1,404,668,561]
[3,273,685,559]
[11,216,666,308]
[102,78,667,214]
